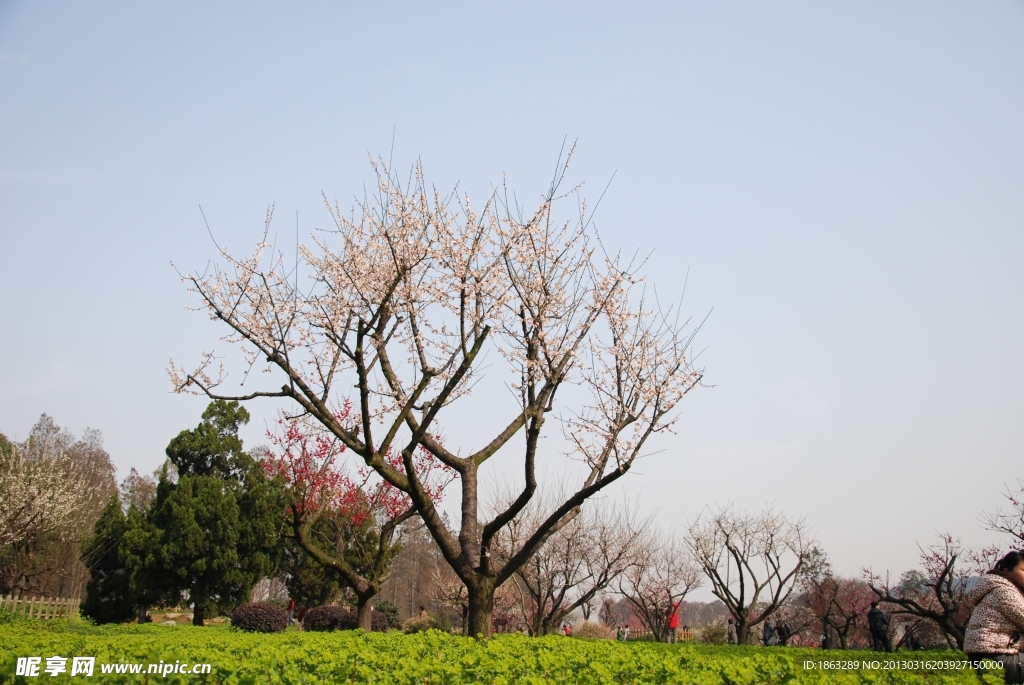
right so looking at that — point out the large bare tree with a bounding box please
[685,505,813,644]
[171,148,704,637]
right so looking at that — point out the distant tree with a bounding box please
[118,468,157,513]
[799,552,874,649]
[685,505,814,644]
[0,416,116,596]
[617,530,703,641]
[491,490,647,635]
[81,495,135,624]
[865,534,976,650]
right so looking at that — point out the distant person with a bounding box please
[762,620,778,646]
[727,619,738,645]
[867,603,891,652]
[666,602,680,643]
[419,605,429,620]
[964,550,1024,684]
[617,625,625,641]
[776,621,792,646]
[820,632,832,650]
[287,599,296,625]
[623,625,630,640]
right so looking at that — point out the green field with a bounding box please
[0,618,1002,684]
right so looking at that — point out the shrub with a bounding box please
[230,602,288,633]
[375,600,402,629]
[572,621,615,640]
[303,605,357,632]
[696,620,728,645]
[301,605,389,632]
[403,614,437,634]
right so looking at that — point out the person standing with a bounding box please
[867,603,891,652]
[776,621,791,646]
[287,598,296,625]
[666,602,680,644]
[763,620,778,647]
[727,619,738,645]
[964,550,1024,684]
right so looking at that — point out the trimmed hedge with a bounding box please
[302,605,390,632]
[303,605,357,632]
[230,602,288,633]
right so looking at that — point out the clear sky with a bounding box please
[1,1,1022,583]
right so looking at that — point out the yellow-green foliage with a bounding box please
[0,620,1003,684]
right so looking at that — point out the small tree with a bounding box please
[800,555,875,650]
[263,414,451,631]
[171,149,704,636]
[685,505,814,644]
[617,531,703,641]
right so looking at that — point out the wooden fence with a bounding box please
[0,594,80,619]
[625,628,694,642]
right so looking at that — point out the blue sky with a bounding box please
[1,1,1022,581]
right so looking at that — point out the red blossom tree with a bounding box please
[864,534,978,650]
[262,407,452,630]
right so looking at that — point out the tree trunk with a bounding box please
[736,618,749,645]
[192,604,205,626]
[466,578,495,639]
[356,592,374,632]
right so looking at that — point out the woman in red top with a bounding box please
[667,603,680,644]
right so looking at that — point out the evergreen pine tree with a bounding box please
[81,495,135,624]
[140,400,286,625]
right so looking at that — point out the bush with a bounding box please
[302,605,389,632]
[402,614,437,634]
[303,605,357,632]
[571,621,615,640]
[230,602,288,633]
[375,600,402,629]
[696,620,728,645]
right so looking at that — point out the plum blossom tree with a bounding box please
[262,410,452,631]
[864,533,978,650]
[170,147,704,636]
